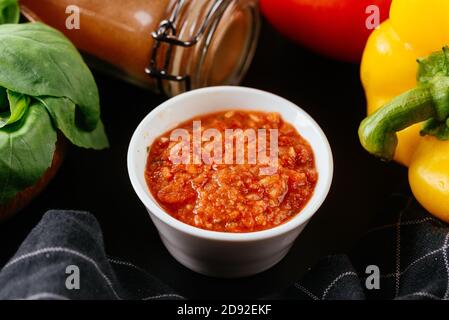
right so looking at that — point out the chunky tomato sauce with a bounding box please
[145,111,317,233]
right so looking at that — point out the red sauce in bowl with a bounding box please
[145,110,317,233]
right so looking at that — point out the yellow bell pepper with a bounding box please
[359,0,449,223]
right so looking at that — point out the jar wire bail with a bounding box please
[145,0,228,95]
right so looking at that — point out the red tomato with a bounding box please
[260,0,392,62]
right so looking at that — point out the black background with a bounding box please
[0,20,408,299]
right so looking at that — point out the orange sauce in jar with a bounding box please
[20,0,168,86]
[20,0,261,95]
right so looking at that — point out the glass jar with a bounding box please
[20,0,260,96]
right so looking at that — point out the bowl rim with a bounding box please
[127,86,333,242]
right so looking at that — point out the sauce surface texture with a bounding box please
[145,111,317,233]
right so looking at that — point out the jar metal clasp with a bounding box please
[145,0,228,95]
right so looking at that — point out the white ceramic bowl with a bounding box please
[128,86,333,278]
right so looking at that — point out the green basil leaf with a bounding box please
[0,0,19,25]
[40,96,109,150]
[0,90,30,128]
[0,102,56,204]
[0,23,100,130]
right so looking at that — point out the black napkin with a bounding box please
[276,196,449,300]
[0,196,448,300]
[0,210,182,300]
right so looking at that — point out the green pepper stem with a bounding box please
[358,85,436,160]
